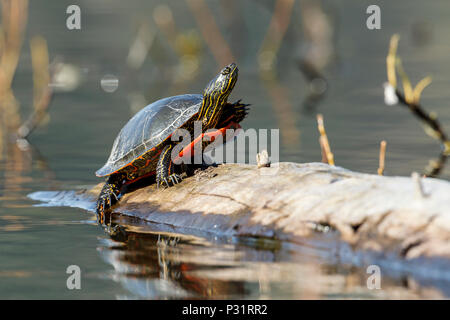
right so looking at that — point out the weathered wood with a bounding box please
[30,162,450,261]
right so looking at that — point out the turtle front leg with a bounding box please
[156,144,183,188]
[96,173,123,224]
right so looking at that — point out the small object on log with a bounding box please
[256,149,271,168]
[378,140,387,175]
[316,114,334,165]
[411,171,427,198]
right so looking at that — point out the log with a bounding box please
[29,162,450,262]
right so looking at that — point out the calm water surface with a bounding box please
[1,0,450,299]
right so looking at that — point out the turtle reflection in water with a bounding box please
[102,224,247,298]
[95,63,249,223]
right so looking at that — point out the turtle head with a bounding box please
[198,63,238,128]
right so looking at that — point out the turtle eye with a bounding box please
[222,67,231,75]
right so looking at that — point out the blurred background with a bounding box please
[0,0,449,299]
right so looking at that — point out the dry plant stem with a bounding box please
[319,136,328,163]
[298,60,326,83]
[378,140,387,175]
[298,60,327,112]
[257,0,299,148]
[0,0,34,199]
[17,86,52,139]
[395,90,448,142]
[17,36,53,139]
[386,34,449,177]
[297,0,332,110]
[258,0,295,79]
[394,89,448,177]
[260,0,295,55]
[0,0,28,133]
[386,34,399,89]
[425,153,447,178]
[0,0,28,90]
[316,114,334,165]
[185,0,234,66]
[153,6,179,55]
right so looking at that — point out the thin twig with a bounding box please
[258,0,295,78]
[258,0,299,147]
[185,0,234,66]
[316,114,334,165]
[385,34,450,177]
[17,36,53,139]
[378,140,386,175]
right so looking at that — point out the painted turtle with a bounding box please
[95,63,248,221]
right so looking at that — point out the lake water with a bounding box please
[1,0,449,299]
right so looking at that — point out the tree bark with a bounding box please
[30,162,450,260]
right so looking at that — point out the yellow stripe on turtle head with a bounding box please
[198,63,238,129]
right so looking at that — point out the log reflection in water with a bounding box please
[100,220,248,299]
[91,212,447,299]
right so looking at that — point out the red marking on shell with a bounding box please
[124,171,156,185]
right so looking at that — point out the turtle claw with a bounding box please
[170,173,182,185]
[110,192,118,202]
[96,179,121,225]
[158,173,182,189]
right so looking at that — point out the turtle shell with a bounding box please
[96,94,203,177]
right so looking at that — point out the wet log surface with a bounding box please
[30,162,450,262]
